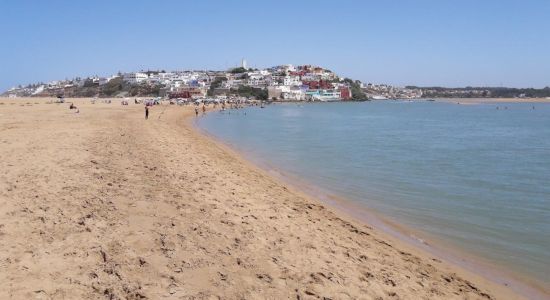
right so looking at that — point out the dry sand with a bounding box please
[0,98,532,299]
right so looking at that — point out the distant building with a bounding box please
[268,86,283,100]
[32,85,45,95]
[283,76,301,86]
[281,88,306,100]
[123,72,148,83]
[99,76,119,85]
[339,87,351,100]
[305,89,341,101]
[303,80,333,90]
[168,87,205,99]
[1,62,384,100]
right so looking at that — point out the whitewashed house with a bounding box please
[99,76,119,85]
[123,72,148,83]
[283,75,301,86]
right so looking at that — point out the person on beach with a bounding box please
[145,106,149,120]
[195,106,199,117]
[202,104,206,115]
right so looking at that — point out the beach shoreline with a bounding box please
[193,105,550,299]
[0,97,545,299]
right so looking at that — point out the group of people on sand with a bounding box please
[190,101,254,117]
[194,104,207,117]
[142,99,258,120]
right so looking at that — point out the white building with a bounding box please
[146,74,160,83]
[170,80,185,89]
[32,85,45,95]
[248,78,266,87]
[283,75,301,86]
[123,72,148,83]
[281,88,306,100]
[320,72,337,80]
[282,64,296,72]
[99,76,119,85]
[247,71,263,79]
[301,74,320,81]
[222,79,244,89]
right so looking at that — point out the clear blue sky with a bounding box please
[1,0,549,91]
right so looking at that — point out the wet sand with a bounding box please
[0,97,532,299]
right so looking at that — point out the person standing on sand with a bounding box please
[202,104,206,115]
[195,106,199,117]
[145,106,149,120]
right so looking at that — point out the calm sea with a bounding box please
[197,101,550,286]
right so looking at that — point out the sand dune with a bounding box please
[0,98,526,299]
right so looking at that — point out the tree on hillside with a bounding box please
[101,77,124,96]
[343,78,366,100]
[230,67,248,73]
[83,78,97,87]
[207,77,227,96]
[232,86,267,100]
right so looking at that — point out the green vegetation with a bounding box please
[82,77,163,97]
[74,86,98,97]
[101,77,124,96]
[128,82,162,97]
[343,78,367,100]
[207,76,227,96]
[83,78,97,88]
[229,67,248,74]
[231,86,268,100]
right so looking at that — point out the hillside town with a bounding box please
[2,61,424,101]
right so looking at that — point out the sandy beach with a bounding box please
[0,98,533,299]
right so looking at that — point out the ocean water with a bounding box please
[197,101,550,286]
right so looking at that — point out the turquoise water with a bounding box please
[197,101,550,285]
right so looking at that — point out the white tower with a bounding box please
[241,58,247,69]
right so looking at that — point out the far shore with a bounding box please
[0,97,547,299]
[3,96,550,106]
[422,97,550,104]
